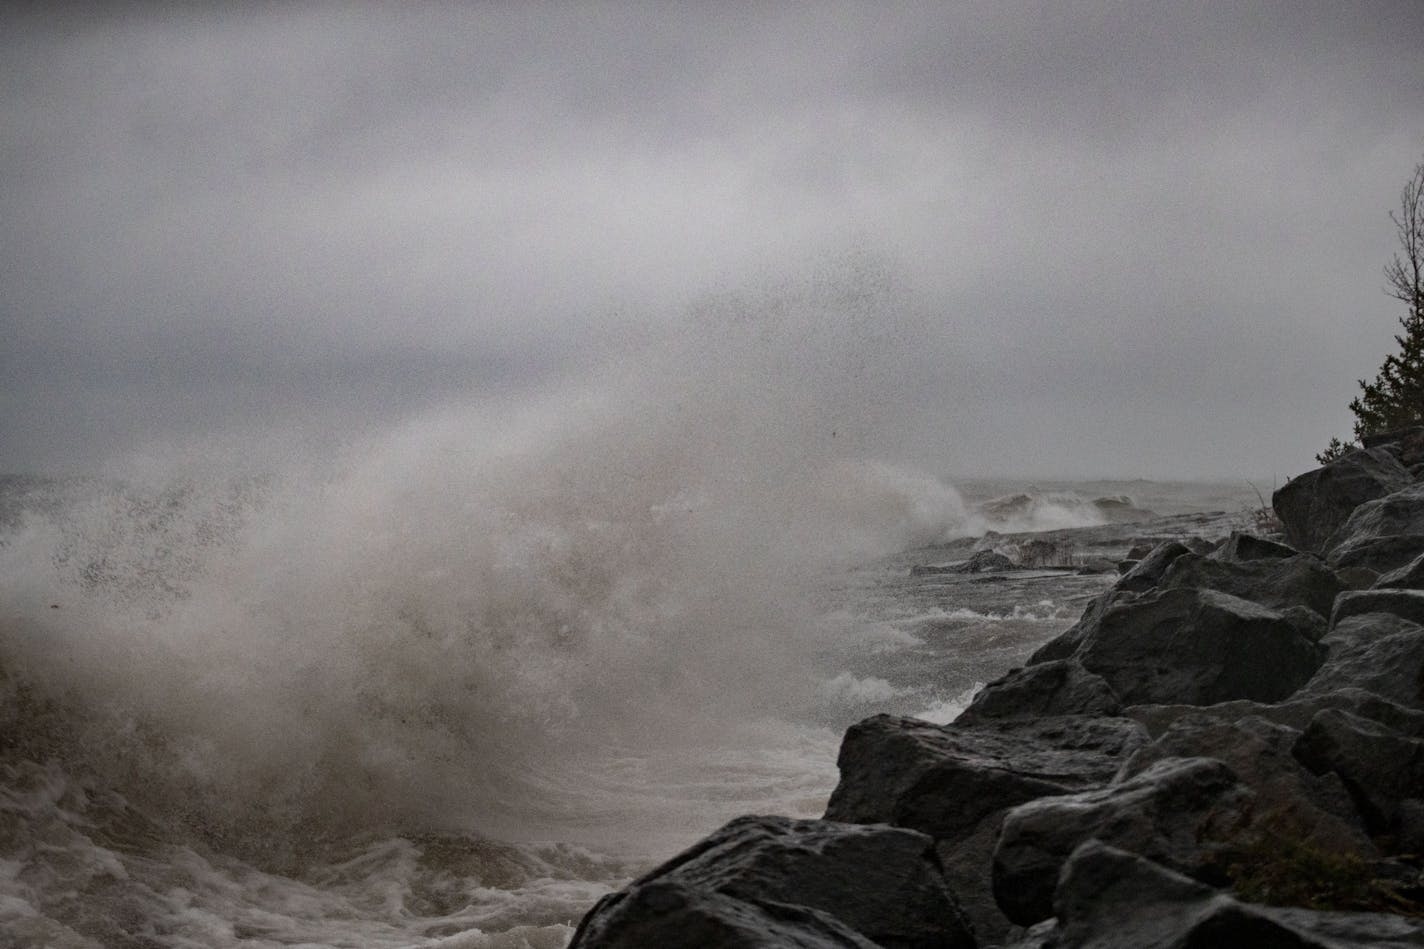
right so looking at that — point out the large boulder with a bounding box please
[1329,533,1424,580]
[1372,551,1424,590]
[1272,448,1412,553]
[1331,588,1424,628]
[1074,588,1326,706]
[1210,530,1300,562]
[1114,541,1192,594]
[824,714,1144,943]
[1157,552,1343,618]
[1118,714,1375,861]
[992,756,1253,925]
[1027,589,1137,665]
[1009,840,1424,949]
[567,815,973,949]
[824,715,1145,840]
[1295,612,1424,710]
[1294,708,1424,852]
[954,659,1121,724]
[1325,482,1424,552]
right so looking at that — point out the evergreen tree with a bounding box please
[1318,157,1424,464]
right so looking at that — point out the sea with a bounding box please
[0,464,1262,948]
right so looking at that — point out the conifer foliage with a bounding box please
[1319,157,1424,464]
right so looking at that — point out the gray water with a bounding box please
[0,470,1257,947]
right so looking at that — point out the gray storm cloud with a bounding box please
[2,2,1423,477]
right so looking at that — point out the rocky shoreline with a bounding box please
[569,432,1424,948]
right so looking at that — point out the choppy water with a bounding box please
[0,465,1257,948]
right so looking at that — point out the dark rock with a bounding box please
[992,757,1253,925]
[1075,588,1326,706]
[1329,533,1424,579]
[1210,530,1301,562]
[1119,715,1373,855]
[1114,541,1192,593]
[1373,552,1424,590]
[1362,425,1424,466]
[1296,613,1424,710]
[1115,558,1139,575]
[955,660,1121,725]
[1294,708,1424,846]
[824,715,1144,841]
[568,815,973,949]
[955,550,1015,573]
[1127,687,1424,741]
[1027,589,1137,665]
[824,714,1144,944]
[1331,588,1424,628]
[1326,483,1424,551]
[1022,840,1424,949]
[1272,447,1412,553]
[1157,552,1342,618]
[569,883,880,948]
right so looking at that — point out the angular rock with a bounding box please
[569,883,880,948]
[1075,588,1326,706]
[1210,530,1301,562]
[1272,448,1412,553]
[954,659,1121,724]
[1363,425,1424,465]
[824,714,1145,841]
[1114,541,1192,593]
[1294,708,1424,847]
[1127,686,1424,741]
[1157,552,1342,618]
[992,756,1253,925]
[568,815,973,949]
[1020,840,1424,949]
[824,714,1144,945]
[1331,588,1424,628]
[1329,533,1424,579]
[1325,482,1424,551]
[1296,613,1424,710]
[1119,715,1373,855]
[1027,589,1136,665]
[1373,552,1424,590]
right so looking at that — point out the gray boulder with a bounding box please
[1119,715,1374,854]
[824,714,1144,841]
[1325,482,1424,551]
[1294,708,1424,849]
[1027,590,1137,665]
[824,714,1144,944]
[1157,552,1342,618]
[1331,588,1424,628]
[1075,588,1326,706]
[1115,541,1192,594]
[1296,613,1424,710]
[954,660,1121,724]
[1272,447,1413,553]
[1210,530,1300,562]
[1329,533,1424,580]
[992,756,1252,925]
[567,815,973,949]
[1011,840,1424,949]
[1373,552,1424,590]
[1127,686,1424,741]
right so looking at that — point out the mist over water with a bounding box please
[0,271,975,855]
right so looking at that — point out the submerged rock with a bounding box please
[568,815,973,949]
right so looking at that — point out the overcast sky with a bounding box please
[3,2,1423,481]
